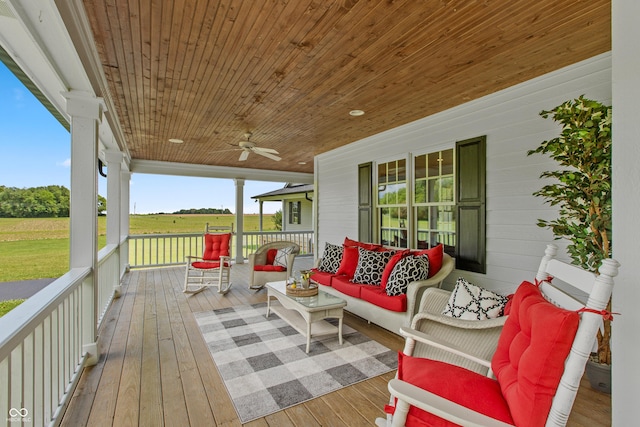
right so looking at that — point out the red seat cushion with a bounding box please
[386,353,514,427]
[192,261,229,269]
[491,281,579,426]
[202,233,231,261]
[343,236,383,251]
[253,264,286,272]
[331,275,372,298]
[310,269,336,287]
[360,286,407,312]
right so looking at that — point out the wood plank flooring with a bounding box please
[61,258,611,426]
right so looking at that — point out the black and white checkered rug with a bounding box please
[194,302,397,423]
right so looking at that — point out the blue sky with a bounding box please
[0,62,283,214]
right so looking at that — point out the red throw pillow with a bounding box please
[336,245,359,278]
[343,236,382,251]
[491,281,579,427]
[386,353,514,426]
[203,233,231,261]
[266,248,278,265]
[414,243,443,278]
[380,249,411,288]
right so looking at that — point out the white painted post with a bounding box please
[121,170,131,275]
[105,151,123,297]
[64,90,105,367]
[234,178,245,263]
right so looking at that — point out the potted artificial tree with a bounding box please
[527,95,613,393]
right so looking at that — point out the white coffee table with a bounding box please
[266,280,347,353]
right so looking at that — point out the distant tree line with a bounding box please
[0,185,107,217]
[171,208,233,215]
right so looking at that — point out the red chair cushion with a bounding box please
[310,269,336,287]
[360,286,407,312]
[192,261,229,269]
[253,264,286,272]
[331,275,372,298]
[413,243,443,278]
[336,246,360,278]
[386,353,514,427]
[266,248,278,265]
[202,233,231,261]
[491,281,579,427]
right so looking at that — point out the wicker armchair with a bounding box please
[248,241,300,289]
[409,287,507,375]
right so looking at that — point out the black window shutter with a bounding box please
[456,136,486,273]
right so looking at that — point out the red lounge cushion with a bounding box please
[360,286,407,312]
[385,353,514,427]
[343,236,383,251]
[266,248,278,265]
[191,261,229,269]
[202,233,231,261]
[310,269,335,287]
[331,275,371,298]
[491,281,579,427]
[336,245,359,278]
[253,265,286,272]
[414,243,443,278]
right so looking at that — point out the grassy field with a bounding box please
[0,214,276,282]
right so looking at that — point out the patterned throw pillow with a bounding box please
[385,254,430,296]
[352,247,394,285]
[317,243,343,273]
[273,246,295,268]
[442,277,509,320]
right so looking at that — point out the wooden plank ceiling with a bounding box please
[82,0,610,174]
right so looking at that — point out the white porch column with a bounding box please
[105,151,124,296]
[612,0,640,424]
[259,200,264,231]
[64,90,105,367]
[121,170,131,275]
[234,178,245,263]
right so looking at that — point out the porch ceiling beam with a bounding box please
[130,159,313,184]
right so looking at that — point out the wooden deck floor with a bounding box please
[60,258,611,426]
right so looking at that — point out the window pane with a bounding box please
[441,149,454,175]
[414,180,426,203]
[398,159,406,181]
[428,178,438,203]
[440,176,454,202]
[428,153,440,177]
[414,155,426,180]
[378,163,387,184]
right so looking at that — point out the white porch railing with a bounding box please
[0,239,126,427]
[128,230,314,268]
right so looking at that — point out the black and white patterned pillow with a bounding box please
[352,247,394,285]
[385,254,430,296]
[317,243,343,273]
[442,277,509,320]
[273,246,295,268]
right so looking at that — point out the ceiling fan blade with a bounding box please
[252,147,279,154]
[254,150,281,161]
[239,150,250,161]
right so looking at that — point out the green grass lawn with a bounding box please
[0,299,25,317]
[0,214,276,282]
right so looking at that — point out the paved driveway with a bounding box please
[0,278,56,300]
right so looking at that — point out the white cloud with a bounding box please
[58,158,71,168]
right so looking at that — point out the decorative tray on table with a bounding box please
[285,283,318,297]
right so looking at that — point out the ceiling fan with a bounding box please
[227,132,281,162]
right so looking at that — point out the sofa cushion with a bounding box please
[332,275,374,298]
[361,286,407,312]
[492,281,579,427]
[253,264,286,272]
[380,250,412,288]
[318,242,343,273]
[352,247,395,285]
[336,245,360,278]
[385,353,514,427]
[273,246,295,268]
[442,277,509,320]
[309,269,336,287]
[343,236,383,251]
[414,243,443,278]
[385,254,430,296]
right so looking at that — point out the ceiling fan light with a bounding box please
[349,109,365,117]
[168,138,184,144]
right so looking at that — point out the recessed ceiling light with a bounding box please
[298,161,307,165]
[169,138,184,144]
[349,110,365,117]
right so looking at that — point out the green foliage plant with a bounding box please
[527,95,612,364]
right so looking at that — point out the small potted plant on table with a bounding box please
[528,95,613,392]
